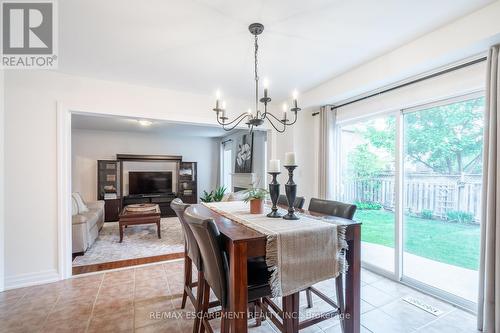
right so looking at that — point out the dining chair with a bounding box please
[308,198,357,219]
[305,197,357,331]
[172,199,219,333]
[277,194,306,209]
[183,205,275,333]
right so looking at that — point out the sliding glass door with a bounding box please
[339,115,396,273]
[402,95,484,304]
[336,92,484,307]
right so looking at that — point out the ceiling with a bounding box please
[71,113,241,137]
[59,0,493,103]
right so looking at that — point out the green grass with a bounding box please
[355,210,480,270]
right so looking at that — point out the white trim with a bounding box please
[5,269,59,290]
[401,90,484,114]
[332,53,487,110]
[57,102,72,280]
[395,110,403,280]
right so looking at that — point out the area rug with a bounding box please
[72,217,184,267]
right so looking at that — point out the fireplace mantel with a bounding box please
[231,173,258,191]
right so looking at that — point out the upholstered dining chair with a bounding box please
[305,197,357,331]
[171,198,200,311]
[183,205,274,333]
[308,198,357,219]
[277,194,306,209]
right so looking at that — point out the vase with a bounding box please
[250,199,264,214]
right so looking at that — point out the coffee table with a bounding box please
[118,204,161,243]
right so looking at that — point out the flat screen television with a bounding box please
[129,171,173,195]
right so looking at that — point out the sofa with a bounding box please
[72,193,105,254]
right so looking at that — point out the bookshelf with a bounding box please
[178,162,197,204]
[97,160,122,221]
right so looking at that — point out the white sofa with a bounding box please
[72,193,105,253]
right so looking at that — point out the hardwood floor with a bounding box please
[72,252,184,275]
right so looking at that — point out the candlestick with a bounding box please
[283,165,299,220]
[284,152,296,166]
[267,172,282,218]
[269,159,280,173]
[293,90,298,108]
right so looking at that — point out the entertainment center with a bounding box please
[97,154,197,221]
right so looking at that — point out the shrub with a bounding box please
[446,210,475,224]
[420,209,434,220]
[354,201,382,210]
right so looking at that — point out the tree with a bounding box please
[360,97,484,175]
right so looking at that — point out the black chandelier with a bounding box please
[212,23,301,133]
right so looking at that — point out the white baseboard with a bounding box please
[5,269,60,290]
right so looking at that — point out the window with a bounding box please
[222,144,232,190]
[339,115,396,273]
[402,95,484,303]
[336,92,484,309]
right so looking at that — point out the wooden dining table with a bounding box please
[194,203,362,333]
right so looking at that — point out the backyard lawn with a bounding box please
[355,209,480,270]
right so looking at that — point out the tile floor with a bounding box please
[0,259,479,333]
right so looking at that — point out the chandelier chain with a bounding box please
[254,34,259,115]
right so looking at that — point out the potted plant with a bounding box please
[244,188,268,214]
[200,186,227,203]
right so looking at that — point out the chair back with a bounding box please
[277,194,306,209]
[308,198,357,219]
[184,205,229,307]
[171,198,201,269]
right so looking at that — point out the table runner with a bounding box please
[202,201,347,297]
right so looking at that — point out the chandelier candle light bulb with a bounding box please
[293,90,298,108]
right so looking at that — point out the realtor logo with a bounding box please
[1,0,58,68]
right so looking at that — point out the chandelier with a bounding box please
[212,23,301,133]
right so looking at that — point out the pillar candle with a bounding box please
[269,159,280,173]
[284,152,296,166]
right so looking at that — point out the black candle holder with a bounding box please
[267,172,282,218]
[283,165,299,220]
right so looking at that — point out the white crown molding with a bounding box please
[5,269,59,290]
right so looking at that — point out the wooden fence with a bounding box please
[340,173,482,222]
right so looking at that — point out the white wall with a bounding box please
[0,69,4,291]
[71,129,219,202]
[301,1,500,109]
[3,70,248,289]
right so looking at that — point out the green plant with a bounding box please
[212,186,227,202]
[243,187,268,203]
[354,201,382,210]
[200,190,214,203]
[446,210,475,224]
[421,209,434,220]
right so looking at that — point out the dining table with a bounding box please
[194,203,362,333]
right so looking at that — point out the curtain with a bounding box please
[318,106,337,199]
[478,44,500,332]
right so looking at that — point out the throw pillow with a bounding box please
[71,197,79,216]
[72,193,89,213]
